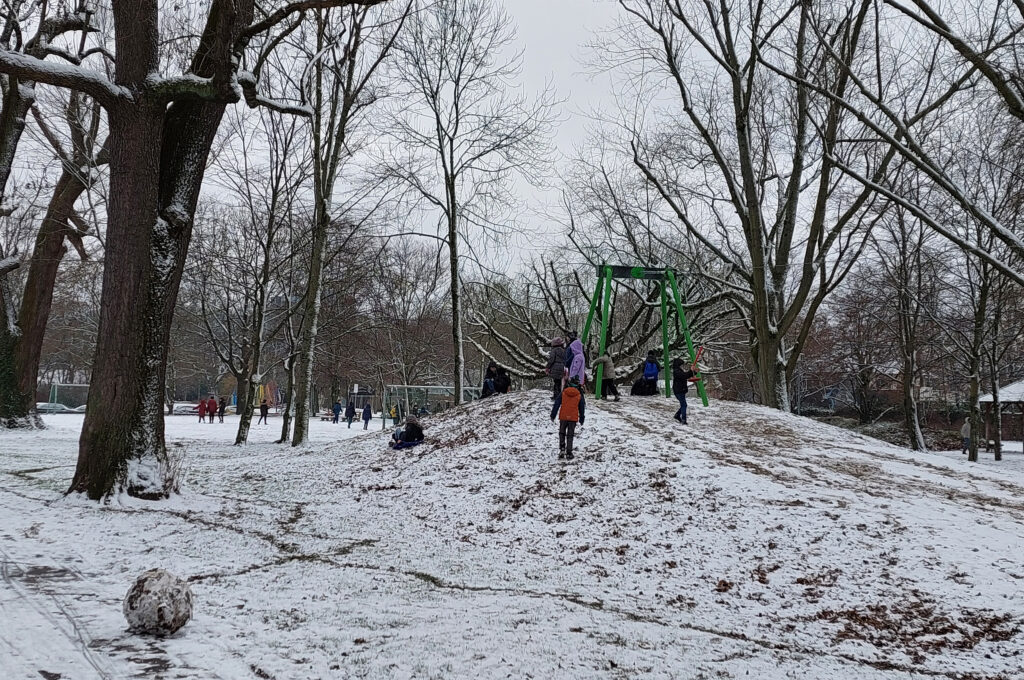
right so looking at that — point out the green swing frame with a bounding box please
[580,265,709,407]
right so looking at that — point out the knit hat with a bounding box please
[551,337,564,347]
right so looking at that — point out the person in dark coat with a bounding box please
[671,357,696,425]
[218,397,227,423]
[546,337,567,400]
[197,398,207,423]
[391,415,425,446]
[258,398,270,425]
[494,366,511,394]
[639,351,661,396]
[332,400,342,424]
[481,362,498,398]
[345,401,356,428]
[207,396,218,423]
[361,403,372,430]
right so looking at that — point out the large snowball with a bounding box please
[123,569,193,636]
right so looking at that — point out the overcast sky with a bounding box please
[504,0,621,155]
[496,0,624,262]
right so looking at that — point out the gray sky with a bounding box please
[503,0,621,155]
[498,0,623,261]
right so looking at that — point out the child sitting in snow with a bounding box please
[551,376,586,461]
[389,416,425,449]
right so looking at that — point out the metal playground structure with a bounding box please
[581,265,708,407]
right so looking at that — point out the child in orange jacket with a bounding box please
[551,377,586,460]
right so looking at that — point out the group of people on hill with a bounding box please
[332,400,373,429]
[545,334,699,460]
[197,396,227,424]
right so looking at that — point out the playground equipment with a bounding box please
[581,265,708,406]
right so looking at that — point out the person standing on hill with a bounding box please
[564,333,586,388]
[481,362,498,398]
[551,377,586,461]
[345,401,356,428]
[207,396,217,423]
[546,337,566,400]
[494,366,511,394]
[257,398,270,425]
[592,353,619,401]
[361,403,372,430]
[332,400,342,424]
[639,351,661,396]
[671,357,695,425]
[197,397,207,423]
[218,397,227,423]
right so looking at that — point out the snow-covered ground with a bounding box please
[3,393,1024,679]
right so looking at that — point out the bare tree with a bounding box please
[289,2,410,446]
[610,0,886,410]
[191,103,311,444]
[0,0,388,499]
[379,0,552,405]
[872,197,941,450]
[0,5,107,428]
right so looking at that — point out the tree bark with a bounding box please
[291,200,328,446]
[967,273,990,463]
[71,0,253,499]
[447,199,464,405]
[13,169,91,409]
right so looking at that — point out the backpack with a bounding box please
[643,360,659,380]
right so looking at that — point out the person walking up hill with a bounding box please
[551,377,586,461]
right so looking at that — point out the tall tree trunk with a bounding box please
[990,365,1002,461]
[448,220,464,406]
[967,275,990,463]
[71,104,169,499]
[71,1,252,499]
[291,204,328,446]
[902,350,927,450]
[0,78,37,427]
[752,336,790,411]
[279,353,296,444]
[13,169,90,407]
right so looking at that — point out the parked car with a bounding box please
[171,403,200,415]
[35,402,73,413]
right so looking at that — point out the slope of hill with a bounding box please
[2,392,1023,679]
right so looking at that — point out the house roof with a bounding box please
[980,378,1024,403]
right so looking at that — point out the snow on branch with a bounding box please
[236,71,313,116]
[0,50,126,107]
[239,0,388,47]
[0,252,20,278]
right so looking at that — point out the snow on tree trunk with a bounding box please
[991,375,1002,462]
[235,374,259,445]
[902,352,927,451]
[279,354,295,444]
[71,107,174,499]
[449,225,464,406]
[291,207,328,447]
[0,75,37,428]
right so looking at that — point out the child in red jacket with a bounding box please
[550,377,586,460]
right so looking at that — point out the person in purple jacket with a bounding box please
[563,331,586,389]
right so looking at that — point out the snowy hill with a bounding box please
[2,392,1024,679]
